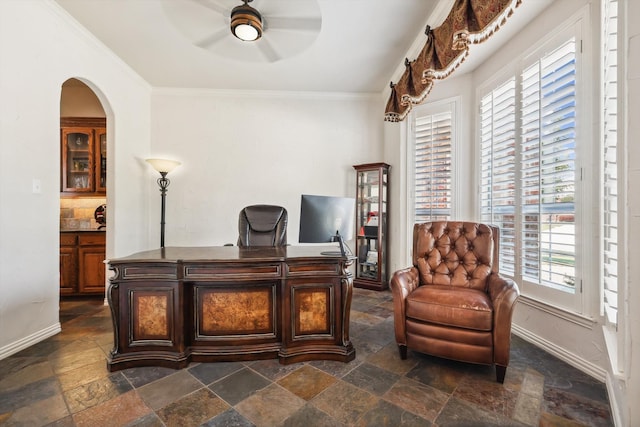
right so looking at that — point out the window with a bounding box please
[479,19,586,311]
[480,78,517,275]
[411,102,454,223]
[519,38,577,293]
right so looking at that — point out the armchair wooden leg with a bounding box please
[398,345,407,360]
[496,365,506,383]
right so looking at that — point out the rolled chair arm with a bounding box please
[390,267,420,346]
[487,273,520,367]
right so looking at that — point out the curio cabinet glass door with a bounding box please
[353,163,390,291]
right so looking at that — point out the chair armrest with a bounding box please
[487,273,520,366]
[389,267,420,345]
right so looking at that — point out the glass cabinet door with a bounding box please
[353,163,390,291]
[96,129,107,192]
[62,128,93,193]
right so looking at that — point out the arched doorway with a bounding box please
[59,79,109,301]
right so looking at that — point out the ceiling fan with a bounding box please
[162,0,322,63]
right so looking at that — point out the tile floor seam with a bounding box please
[432,392,455,425]
[54,366,75,421]
[246,362,294,384]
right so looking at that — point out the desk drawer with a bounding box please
[287,262,340,276]
[184,263,282,280]
[118,264,178,280]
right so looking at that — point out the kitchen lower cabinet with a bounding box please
[60,237,78,295]
[60,232,106,295]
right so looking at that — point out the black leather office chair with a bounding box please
[237,205,288,247]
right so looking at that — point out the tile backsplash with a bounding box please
[60,197,106,230]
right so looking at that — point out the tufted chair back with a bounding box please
[412,221,499,291]
[237,205,288,247]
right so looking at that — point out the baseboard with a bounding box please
[512,324,607,382]
[604,372,624,427]
[0,323,61,360]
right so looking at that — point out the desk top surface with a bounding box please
[109,245,354,264]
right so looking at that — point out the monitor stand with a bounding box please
[321,231,352,257]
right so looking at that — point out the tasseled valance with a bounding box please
[384,0,522,122]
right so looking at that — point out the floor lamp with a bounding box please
[146,158,181,248]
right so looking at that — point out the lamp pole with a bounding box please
[146,158,181,249]
[157,171,170,248]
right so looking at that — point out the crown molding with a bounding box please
[151,86,379,101]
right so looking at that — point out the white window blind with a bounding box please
[414,110,452,222]
[480,78,517,276]
[602,0,618,326]
[480,35,579,294]
[520,38,577,292]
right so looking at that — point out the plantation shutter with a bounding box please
[520,38,577,289]
[414,111,452,222]
[479,78,517,276]
[602,0,618,326]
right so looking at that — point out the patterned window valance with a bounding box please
[384,0,522,122]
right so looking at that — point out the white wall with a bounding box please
[0,0,152,357]
[383,114,406,276]
[149,89,383,248]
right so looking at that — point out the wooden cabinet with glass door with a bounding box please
[353,163,390,291]
[60,117,106,195]
[95,128,107,193]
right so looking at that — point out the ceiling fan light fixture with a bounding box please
[231,0,262,42]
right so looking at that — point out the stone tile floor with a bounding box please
[0,288,613,426]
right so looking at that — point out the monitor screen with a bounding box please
[299,194,355,244]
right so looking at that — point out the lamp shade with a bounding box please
[146,158,181,174]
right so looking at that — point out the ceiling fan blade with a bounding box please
[187,0,228,16]
[194,27,229,49]
[264,17,322,32]
[257,38,281,62]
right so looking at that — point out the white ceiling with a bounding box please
[54,0,550,94]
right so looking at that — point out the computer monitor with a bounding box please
[299,194,355,256]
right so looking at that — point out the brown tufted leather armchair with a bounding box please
[237,205,288,247]
[390,221,519,383]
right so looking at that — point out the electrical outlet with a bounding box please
[32,179,41,194]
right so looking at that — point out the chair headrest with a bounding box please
[243,205,287,232]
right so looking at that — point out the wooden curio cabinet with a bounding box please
[61,117,106,195]
[353,163,390,291]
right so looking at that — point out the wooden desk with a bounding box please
[107,246,355,371]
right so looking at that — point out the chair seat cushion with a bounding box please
[406,285,493,331]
